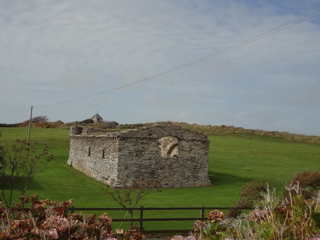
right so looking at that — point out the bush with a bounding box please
[174,183,320,240]
[284,170,320,199]
[228,179,268,218]
[0,123,19,127]
[22,115,49,123]
[0,195,145,240]
[80,119,94,124]
[104,121,119,129]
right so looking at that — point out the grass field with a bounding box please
[0,126,319,230]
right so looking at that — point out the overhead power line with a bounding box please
[8,9,320,110]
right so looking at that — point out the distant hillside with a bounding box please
[117,121,320,146]
[1,120,320,146]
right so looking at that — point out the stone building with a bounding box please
[91,113,103,123]
[67,124,212,188]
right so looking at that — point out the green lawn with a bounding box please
[0,127,319,209]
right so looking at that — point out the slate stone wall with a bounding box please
[67,133,119,183]
[67,124,212,188]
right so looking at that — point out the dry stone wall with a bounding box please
[67,124,212,188]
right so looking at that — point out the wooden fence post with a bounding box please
[139,206,144,229]
[200,206,205,219]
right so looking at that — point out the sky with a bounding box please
[1,0,320,136]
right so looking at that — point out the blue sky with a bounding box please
[1,0,320,135]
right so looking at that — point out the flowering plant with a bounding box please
[0,195,144,240]
[207,210,226,223]
[172,183,320,240]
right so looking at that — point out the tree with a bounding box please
[23,115,48,123]
[103,175,162,227]
[30,115,49,123]
[0,137,53,207]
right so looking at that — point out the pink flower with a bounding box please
[193,220,205,232]
[249,209,269,223]
[171,235,185,240]
[99,213,112,223]
[49,228,59,239]
[207,210,225,222]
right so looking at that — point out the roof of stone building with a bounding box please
[70,124,209,142]
[91,113,103,120]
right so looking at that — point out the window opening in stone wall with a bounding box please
[102,149,105,158]
[158,136,179,157]
[88,147,91,157]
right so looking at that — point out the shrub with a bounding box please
[0,123,20,127]
[80,119,94,124]
[104,121,119,129]
[173,183,320,240]
[285,170,320,199]
[22,115,49,123]
[104,175,162,227]
[228,179,268,218]
[0,195,145,240]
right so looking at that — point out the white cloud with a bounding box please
[0,0,320,135]
[56,67,102,90]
